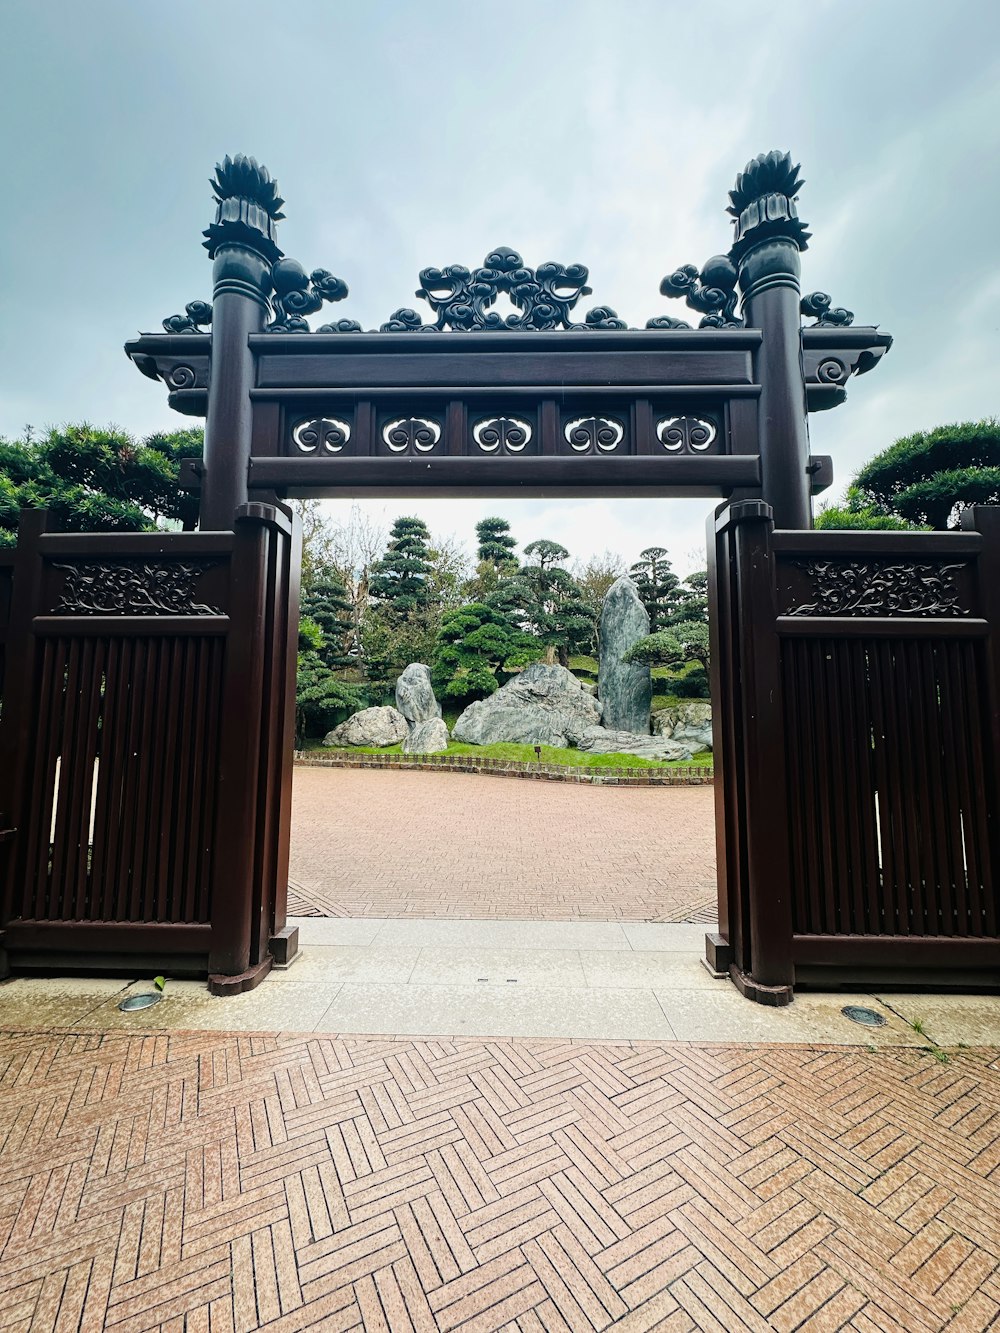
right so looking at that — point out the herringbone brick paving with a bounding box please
[289,770,717,922]
[2,1028,998,1330]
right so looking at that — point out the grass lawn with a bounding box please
[302,739,712,770]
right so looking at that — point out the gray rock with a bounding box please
[453,662,602,747]
[598,576,652,733]
[578,726,693,761]
[322,706,409,748]
[402,717,450,754]
[652,700,713,752]
[395,663,441,726]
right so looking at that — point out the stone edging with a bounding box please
[294,751,713,786]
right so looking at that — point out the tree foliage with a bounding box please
[431,603,538,701]
[0,423,202,544]
[475,516,518,571]
[624,621,710,672]
[818,419,1000,530]
[302,573,355,670]
[497,539,596,667]
[629,547,679,631]
[368,516,434,620]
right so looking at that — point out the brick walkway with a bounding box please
[2,1028,999,1330]
[289,769,717,922]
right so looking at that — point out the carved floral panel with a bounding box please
[785,560,969,617]
[52,562,221,616]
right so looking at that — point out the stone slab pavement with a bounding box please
[289,767,717,922]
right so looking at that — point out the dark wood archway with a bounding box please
[2,151,996,1001]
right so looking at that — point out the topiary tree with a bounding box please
[0,423,202,544]
[669,570,709,625]
[819,419,1000,530]
[302,573,355,669]
[625,622,710,673]
[475,516,518,571]
[368,515,433,620]
[295,615,367,742]
[431,603,539,701]
[629,547,680,631]
[500,539,596,666]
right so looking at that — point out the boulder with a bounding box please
[578,726,693,762]
[322,706,409,748]
[598,576,652,733]
[395,663,441,726]
[453,662,602,747]
[652,700,713,752]
[402,718,450,754]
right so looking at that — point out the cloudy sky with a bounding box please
[2,0,998,573]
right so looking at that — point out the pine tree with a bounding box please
[368,516,433,621]
[302,573,355,669]
[496,539,596,667]
[629,547,680,631]
[431,603,538,701]
[475,516,518,571]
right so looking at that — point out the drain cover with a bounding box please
[842,1004,887,1027]
[118,993,162,1012]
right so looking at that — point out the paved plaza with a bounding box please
[1,1020,998,1331]
[3,777,1000,1329]
[288,769,717,923]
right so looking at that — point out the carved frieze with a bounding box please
[472,417,533,453]
[53,562,221,616]
[786,560,968,617]
[656,417,718,453]
[381,417,442,453]
[292,418,352,453]
[564,417,624,453]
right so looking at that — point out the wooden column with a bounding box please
[731,152,812,530]
[716,500,795,1002]
[200,157,283,531]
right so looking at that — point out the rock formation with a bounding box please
[322,706,409,748]
[577,727,693,762]
[652,700,713,752]
[598,576,651,733]
[453,662,602,747]
[395,663,441,726]
[402,718,450,754]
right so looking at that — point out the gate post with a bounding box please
[0,510,49,978]
[731,152,812,530]
[711,500,795,1003]
[200,157,282,530]
[208,503,298,992]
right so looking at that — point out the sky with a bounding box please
[2,0,998,574]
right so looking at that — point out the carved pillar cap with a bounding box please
[727,150,811,265]
[202,153,284,264]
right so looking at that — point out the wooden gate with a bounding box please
[0,506,300,992]
[709,501,1000,1002]
[7,146,994,1000]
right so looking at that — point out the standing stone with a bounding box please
[402,718,450,754]
[395,663,441,726]
[598,576,651,733]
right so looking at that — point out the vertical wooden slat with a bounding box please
[48,637,87,918]
[849,642,884,930]
[868,640,906,935]
[932,643,969,933]
[959,644,996,934]
[23,638,65,920]
[69,636,106,919]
